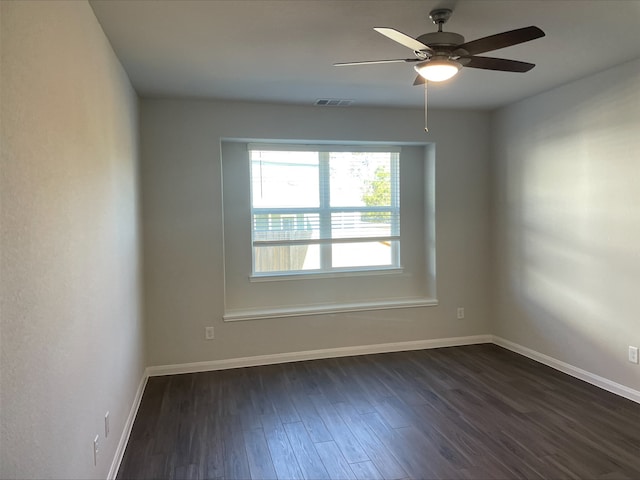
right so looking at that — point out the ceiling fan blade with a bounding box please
[413,75,426,86]
[455,26,545,56]
[374,27,433,53]
[334,58,421,66]
[462,56,535,72]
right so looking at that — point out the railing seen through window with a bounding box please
[250,145,401,275]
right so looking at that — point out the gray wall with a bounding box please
[140,99,492,366]
[0,1,144,478]
[492,58,640,391]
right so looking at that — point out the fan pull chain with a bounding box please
[424,80,429,133]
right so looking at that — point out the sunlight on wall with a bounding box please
[494,59,640,387]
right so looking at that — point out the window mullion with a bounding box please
[391,153,401,266]
[319,152,332,270]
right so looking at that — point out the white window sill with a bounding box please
[223,297,438,322]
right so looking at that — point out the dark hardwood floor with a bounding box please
[117,344,640,480]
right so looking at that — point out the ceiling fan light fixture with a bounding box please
[415,58,461,82]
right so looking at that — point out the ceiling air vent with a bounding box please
[314,99,353,107]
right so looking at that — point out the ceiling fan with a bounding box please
[334,8,545,85]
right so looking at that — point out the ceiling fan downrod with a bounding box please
[429,8,452,33]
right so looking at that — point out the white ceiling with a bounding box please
[89,0,640,109]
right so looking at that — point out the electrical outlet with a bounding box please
[93,435,99,466]
[457,307,465,319]
[104,411,110,438]
[205,326,215,340]
[629,346,639,364]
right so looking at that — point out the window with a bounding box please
[220,140,435,321]
[249,144,400,276]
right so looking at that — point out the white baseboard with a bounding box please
[108,373,149,480]
[492,336,640,405]
[146,334,493,377]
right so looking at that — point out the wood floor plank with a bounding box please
[395,425,461,479]
[313,361,349,404]
[265,369,302,424]
[350,461,384,480]
[409,402,484,463]
[260,413,304,480]
[326,360,375,414]
[371,354,428,407]
[372,396,413,429]
[309,394,369,464]
[244,428,277,480]
[334,401,408,480]
[117,344,640,480]
[235,377,264,432]
[361,411,437,480]
[289,392,334,443]
[247,369,277,417]
[202,400,225,479]
[174,464,199,480]
[283,421,330,480]
[350,356,396,403]
[314,441,357,480]
[221,415,251,480]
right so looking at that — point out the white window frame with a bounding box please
[249,144,401,277]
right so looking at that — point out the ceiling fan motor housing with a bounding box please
[416,32,465,53]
